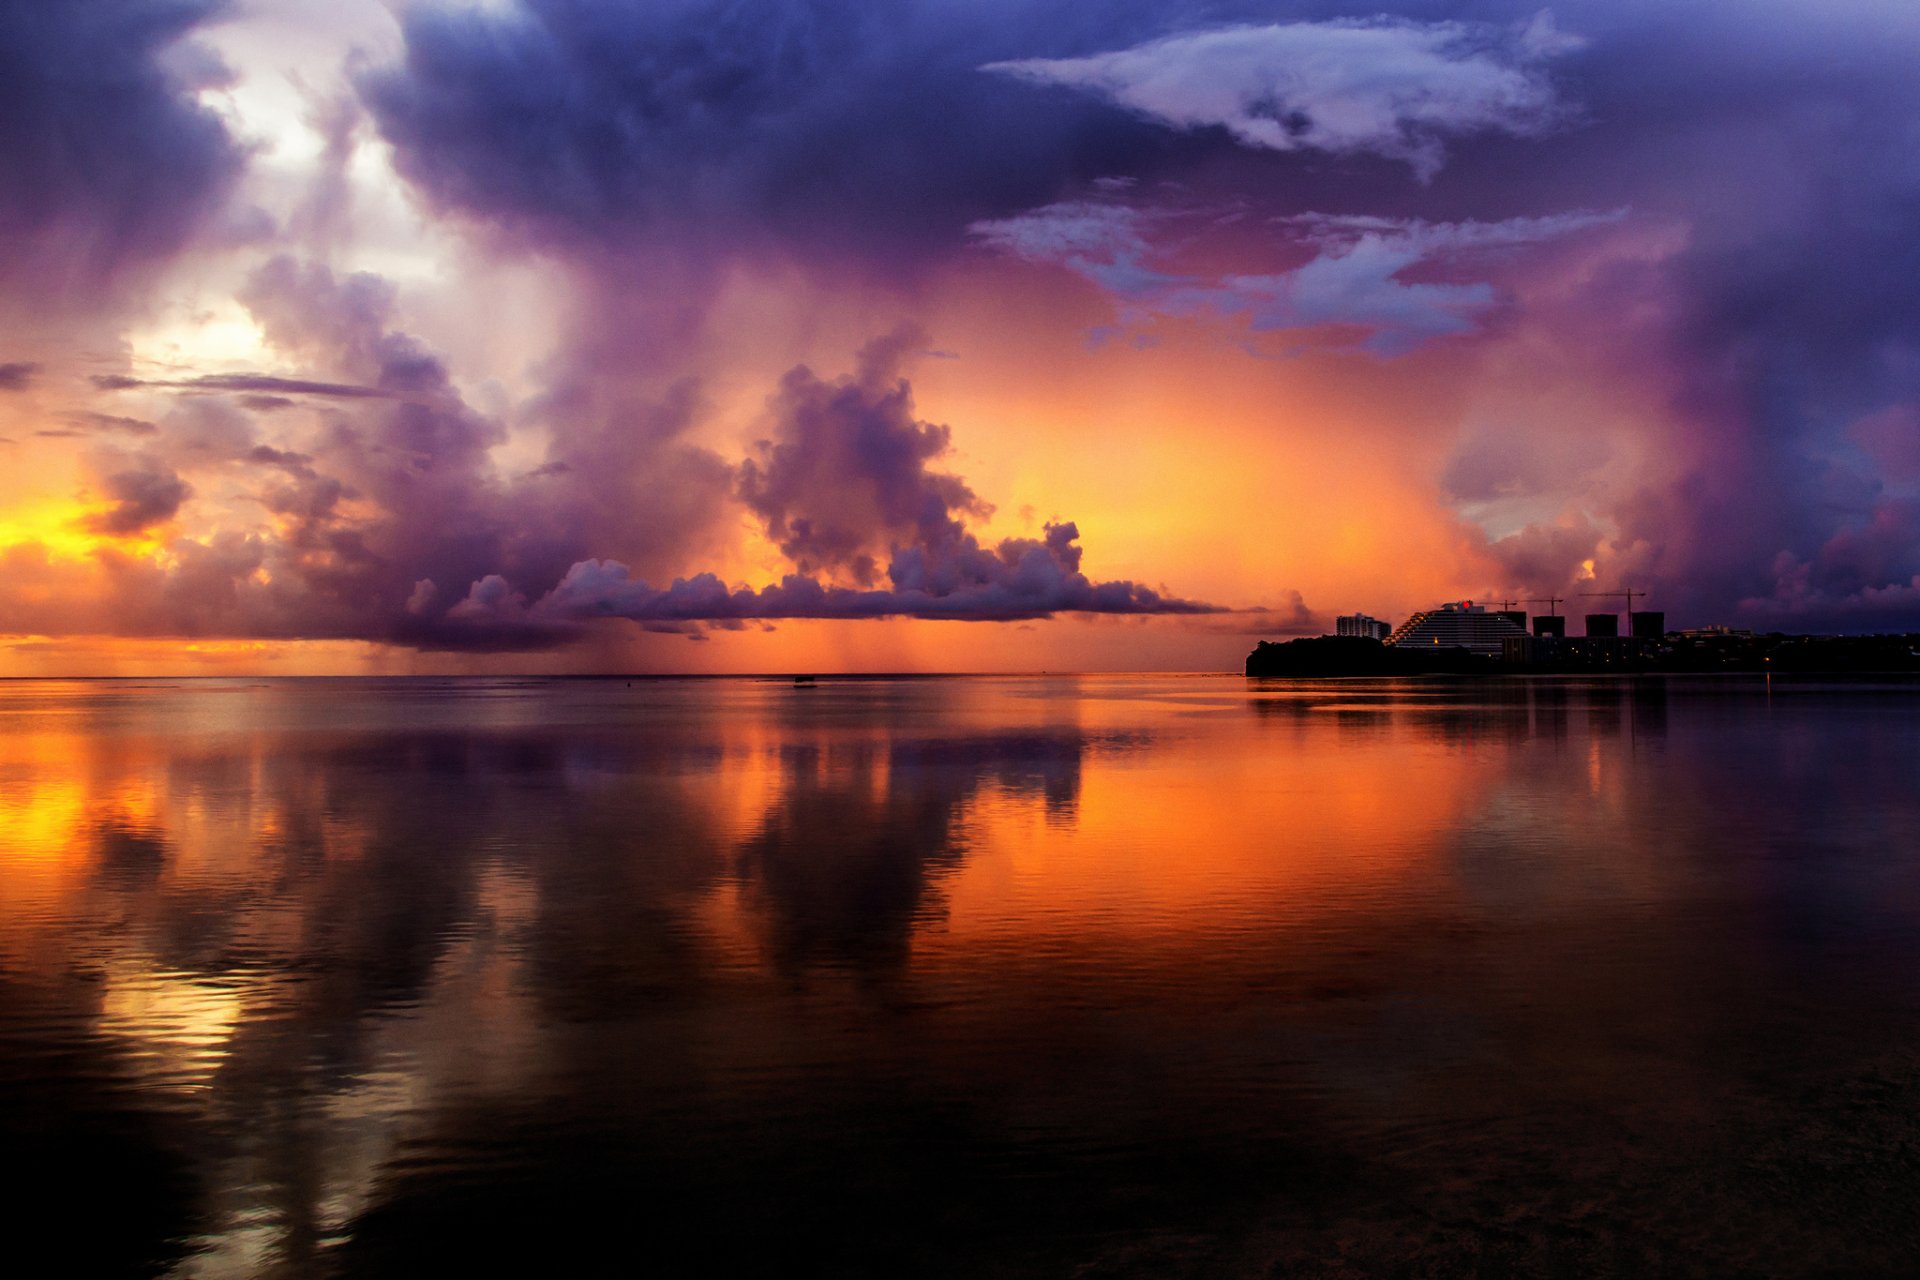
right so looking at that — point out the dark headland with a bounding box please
[1248,632,1920,677]
[1246,636,1492,677]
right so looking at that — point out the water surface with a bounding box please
[4,675,1920,1276]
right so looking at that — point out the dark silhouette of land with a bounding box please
[1245,636,1494,677]
[1648,631,1920,673]
[1248,632,1920,677]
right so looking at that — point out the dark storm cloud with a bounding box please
[83,463,192,536]
[0,0,242,304]
[358,0,1264,265]
[0,361,40,390]
[1318,2,1920,629]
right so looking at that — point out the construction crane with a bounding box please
[1520,595,1564,618]
[1579,588,1646,616]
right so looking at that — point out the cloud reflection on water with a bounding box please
[3,677,1920,1274]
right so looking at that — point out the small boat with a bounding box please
[792,675,817,687]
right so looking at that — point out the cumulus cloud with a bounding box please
[985,13,1578,181]
[1756,499,1920,617]
[514,520,1214,626]
[738,327,991,586]
[1743,500,1920,630]
[444,339,1221,633]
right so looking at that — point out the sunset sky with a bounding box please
[3,0,1918,674]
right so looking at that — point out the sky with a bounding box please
[2,0,1918,674]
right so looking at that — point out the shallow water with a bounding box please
[4,674,1920,1276]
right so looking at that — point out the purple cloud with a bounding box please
[738,327,991,586]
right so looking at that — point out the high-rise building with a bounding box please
[1384,601,1527,658]
[1533,615,1567,638]
[1585,613,1620,638]
[1336,613,1392,641]
[1630,611,1666,640]
[1495,609,1528,631]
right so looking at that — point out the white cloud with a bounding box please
[1277,209,1624,254]
[968,202,1178,301]
[967,201,1154,270]
[970,203,1622,357]
[985,14,1578,180]
[1216,238,1495,356]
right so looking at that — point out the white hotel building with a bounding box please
[1384,602,1527,659]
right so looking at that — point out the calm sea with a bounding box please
[4,675,1920,1276]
